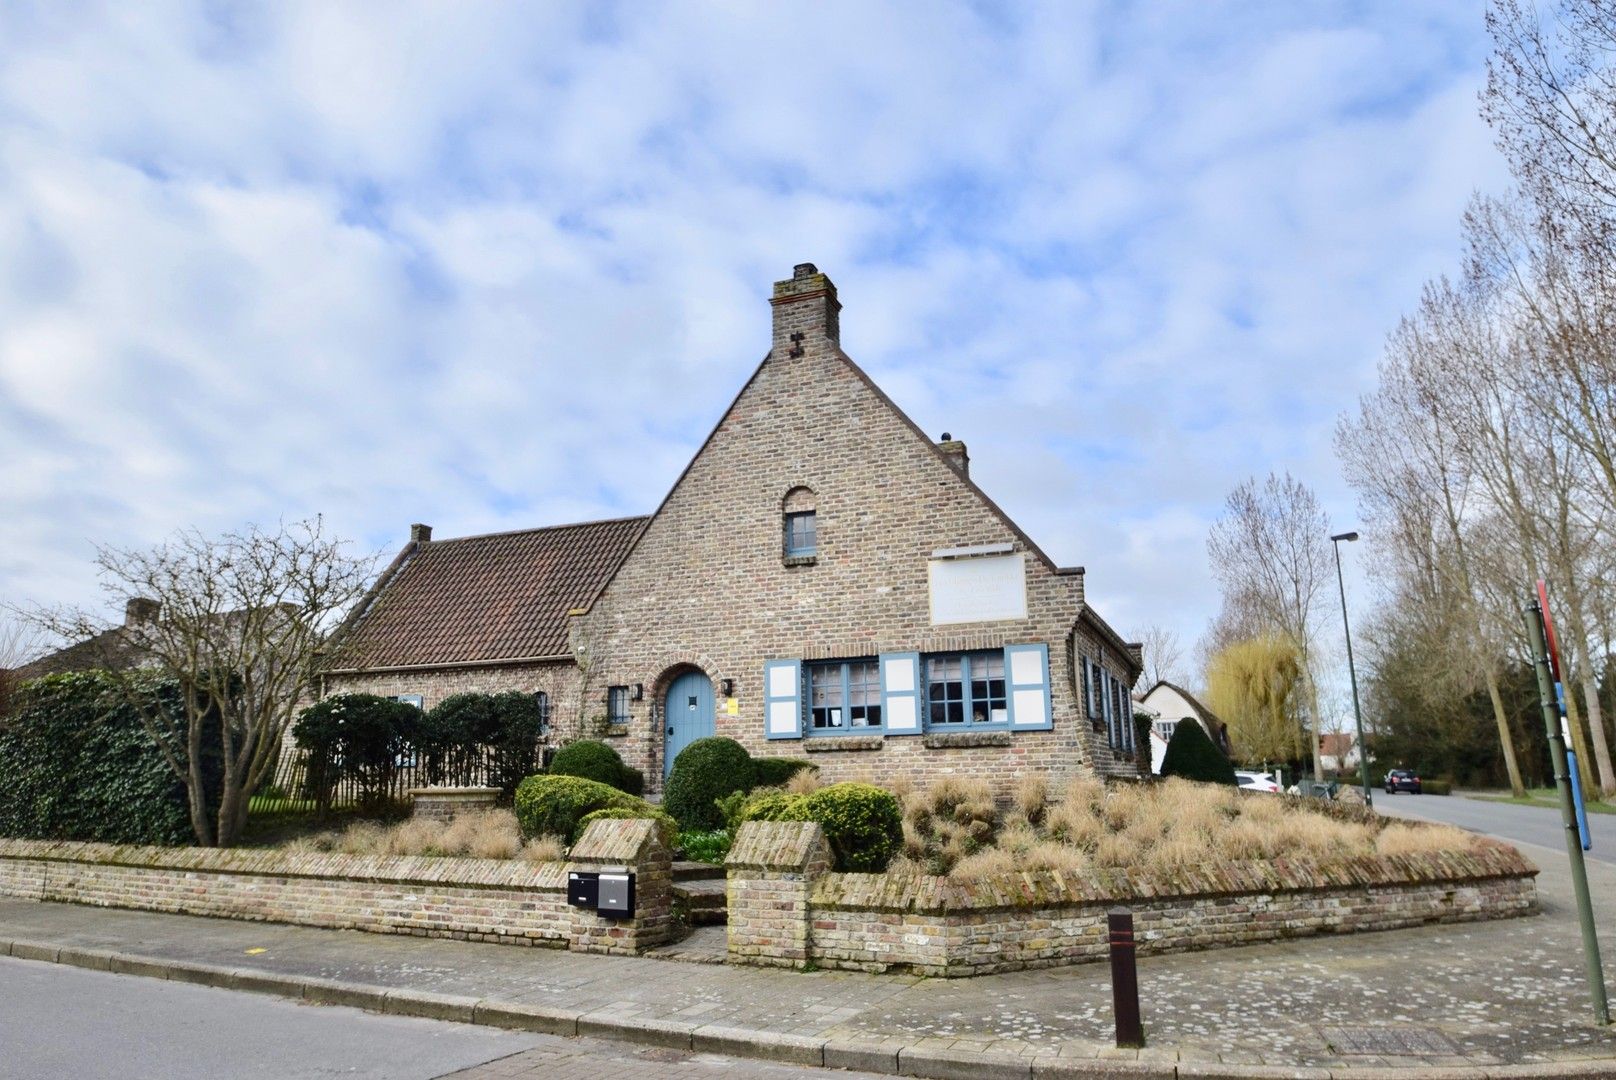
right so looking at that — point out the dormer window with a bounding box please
[782,487,817,563]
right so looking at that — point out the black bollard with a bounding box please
[1108,908,1145,1048]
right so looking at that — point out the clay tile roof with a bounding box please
[333,515,647,670]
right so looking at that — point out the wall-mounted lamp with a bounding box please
[721,678,735,697]
[632,683,644,701]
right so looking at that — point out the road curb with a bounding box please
[2,942,1612,1079]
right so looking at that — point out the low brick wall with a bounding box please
[727,823,1539,976]
[409,786,503,822]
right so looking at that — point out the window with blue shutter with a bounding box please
[1005,643,1052,730]
[879,652,922,734]
[764,659,803,739]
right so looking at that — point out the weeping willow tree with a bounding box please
[1204,635,1305,766]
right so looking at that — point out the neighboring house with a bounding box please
[1138,680,1231,773]
[326,264,1146,793]
[1320,732,1361,774]
[10,599,161,681]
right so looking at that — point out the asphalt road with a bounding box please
[1376,789,1615,865]
[0,955,882,1080]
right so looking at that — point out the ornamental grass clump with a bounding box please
[288,809,561,862]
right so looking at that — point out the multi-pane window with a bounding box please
[534,691,551,737]
[926,651,1007,727]
[784,510,817,557]
[607,685,630,725]
[390,693,424,710]
[808,659,881,731]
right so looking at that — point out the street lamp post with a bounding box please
[1331,531,1372,809]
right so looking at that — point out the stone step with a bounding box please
[674,878,727,926]
[673,860,725,882]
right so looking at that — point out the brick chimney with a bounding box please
[770,263,840,358]
[124,598,160,627]
[937,433,969,478]
[410,523,432,544]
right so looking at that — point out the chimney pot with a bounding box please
[771,263,840,354]
[937,435,970,478]
[124,598,160,627]
[410,523,432,544]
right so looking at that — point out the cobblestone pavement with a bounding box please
[1,834,1613,1073]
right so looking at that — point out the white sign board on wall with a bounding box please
[929,553,1027,625]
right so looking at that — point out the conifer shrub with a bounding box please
[663,736,754,830]
[513,773,655,841]
[1159,718,1237,786]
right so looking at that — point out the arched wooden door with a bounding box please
[663,670,715,777]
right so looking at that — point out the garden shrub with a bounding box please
[1421,778,1452,796]
[752,756,816,788]
[548,739,642,795]
[513,773,655,841]
[0,672,197,846]
[295,693,422,812]
[798,782,903,872]
[679,828,732,864]
[575,806,679,850]
[422,692,545,798]
[663,736,754,831]
[1159,718,1237,786]
[735,789,805,824]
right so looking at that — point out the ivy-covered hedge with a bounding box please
[0,672,198,845]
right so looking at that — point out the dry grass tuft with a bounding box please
[1012,773,1048,826]
[291,810,563,862]
[785,769,823,795]
[1375,822,1474,856]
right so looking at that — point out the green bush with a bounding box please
[1160,719,1237,786]
[295,693,422,811]
[513,773,654,841]
[677,829,731,864]
[1422,779,1452,796]
[735,789,805,824]
[796,782,903,872]
[663,736,754,831]
[422,692,544,798]
[0,672,197,846]
[752,757,816,788]
[576,806,679,850]
[549,739,641,794]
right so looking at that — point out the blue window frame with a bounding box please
[607,685,630,725]
[807,658,881,732]
[925,651,1007,728]
[784,511,817,557]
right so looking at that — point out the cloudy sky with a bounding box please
[0,1,1508,671]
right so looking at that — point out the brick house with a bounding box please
[326,264,1145,792]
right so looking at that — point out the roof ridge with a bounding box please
[425,514,650,547]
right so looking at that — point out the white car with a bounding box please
[1235,770,1281,793]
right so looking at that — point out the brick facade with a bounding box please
[323,264,1147,793]
[725,822,1539,976]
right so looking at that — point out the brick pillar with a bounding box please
[770,263,840,357]
[725,820,832,969]
[566,817,675,954]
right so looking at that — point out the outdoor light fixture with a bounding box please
[1330,530,1371,807]
[722,678,735,697]
[631,683,644,701]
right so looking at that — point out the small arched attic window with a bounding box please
[782,486,817,561]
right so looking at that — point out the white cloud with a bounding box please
[0,1,1503,676]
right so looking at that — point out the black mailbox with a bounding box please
[567,871,599,909]
[597,871,635,919]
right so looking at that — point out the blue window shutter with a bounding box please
[1005,643,1052,730]
[764,659,803,740]
[879,652,922,735]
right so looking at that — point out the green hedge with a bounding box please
[422,692,546,798]
[1421,779,1452,796]
[663,736,754,831]
[752,756,816,788]
[513,774,659,842]
[549,739,642,795]
[294,693,422,811]
[735,782,902,872]
[1160,718,1237,786]
[0,672,197,846]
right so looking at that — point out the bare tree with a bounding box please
[1207,473,1333,779]
[31,519,376,846]
[0,613,46,724]
[1134,623,1186,688]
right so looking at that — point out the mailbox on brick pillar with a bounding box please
[724,820,833,970]
[565,818,671,953]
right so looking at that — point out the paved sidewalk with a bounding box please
[2,837,1613,1079]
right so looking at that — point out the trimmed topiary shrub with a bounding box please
[1159,718,1237,786]
[295,693,423,812]
[513,774,653,841]
[796,782,903,872]
[663,736,754,831]
[549,739,641,795]
[0,672,199,846]
[735,789,805,825]
[421,692,545,799]
[752,756,816,788]
[575,806,679,850]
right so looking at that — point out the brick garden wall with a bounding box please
[726,822,1538,976]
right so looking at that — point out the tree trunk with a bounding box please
[1484,665,1527,797]
[186,713,215,846]
[1579,671,1616,798]
[215,774,246,849]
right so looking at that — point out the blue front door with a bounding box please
[664,671,716,778]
